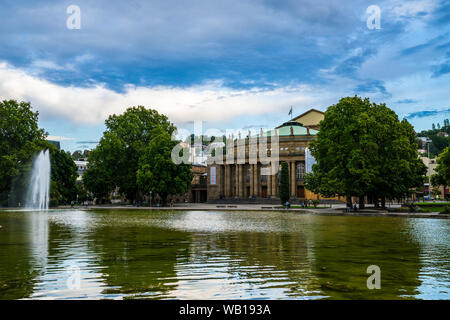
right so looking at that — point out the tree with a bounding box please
[431,147,450,187]
[82,143,116,203]
[0,100,47,204]
[432,123,436,130]
[72,150,82,159]
[49,146,78,204]
[279,162,290,204]
[136,128,192,205]
[84,106,175,202]
[305,96,426,208]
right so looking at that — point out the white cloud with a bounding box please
[0,62,331,125]
[45,135,74,141]
[389,0,438,18]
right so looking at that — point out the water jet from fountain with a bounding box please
[26,150,51,210]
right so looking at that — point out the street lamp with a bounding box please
[426,139,432,200]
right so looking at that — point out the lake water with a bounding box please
[0,209,449,299]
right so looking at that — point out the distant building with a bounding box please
[420,156,444,198]
[207,109,343,202]
[288,109,325,130]
[74,159,88,182]
[189,165,208,203]
[437,131,449,137]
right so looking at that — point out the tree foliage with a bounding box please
[137,128,192,205]
[1,99,79,206]
[49,146,78,204]
[431,147,450,187]
[0,100,47,203]
[84,106,192,204]
[417,121,450,157]
[279,162,290,204]
[304,96,426,206]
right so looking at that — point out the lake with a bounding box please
[0,209,449,299]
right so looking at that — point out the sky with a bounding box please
[0,0,449,151]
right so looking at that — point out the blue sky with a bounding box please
[0,0,449,151]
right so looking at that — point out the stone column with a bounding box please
[237,164,241,198]
[252,164,258,197]
[255,164,259,197]
[224,165,229,197]
[240,164,244,198]
[271,168,277,197]
[241,165,246,198]
[249,164,254,197]
[218,165,223,197]
[267,169,272,197]
[235,164,239,198]
[229,165,232,198]
[291,161,296,198]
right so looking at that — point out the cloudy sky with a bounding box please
[1,0,449,151]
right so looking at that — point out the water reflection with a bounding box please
[0,210,449,299]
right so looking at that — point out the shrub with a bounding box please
[443,206,450,214]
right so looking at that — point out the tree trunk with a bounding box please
[346,195,352,207]
[161,193,168,206]
[359,196,365,210]
[381,196,386,209]
[374,194,379,208]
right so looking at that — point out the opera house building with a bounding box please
[206,109,342,203]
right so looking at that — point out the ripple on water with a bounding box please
[0,209,449,299]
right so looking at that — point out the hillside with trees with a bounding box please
[416,120,450,157]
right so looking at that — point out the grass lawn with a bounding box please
[390,205,450,213]
[415,201,450,206]
[417,206,449,213]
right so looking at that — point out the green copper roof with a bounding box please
[256,122,318,137]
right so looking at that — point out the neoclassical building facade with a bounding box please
[207,109,335,202]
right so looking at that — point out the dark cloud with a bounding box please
[396,99,419,104]
[432,59,450,78]
[406,108,450,119]
[400,34,448,56]
[354,79,391,98]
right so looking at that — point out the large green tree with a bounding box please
[49,146,78,204]
[84,106,175,202]
[305,96,426,208]
[136,128,192,205]
[0,100,47,204]
[82,139,117,203]
[1,99,80,206]
[84,106,191,204]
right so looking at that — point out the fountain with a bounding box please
[26,150,51,210]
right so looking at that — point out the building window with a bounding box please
[297,163,305,181]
